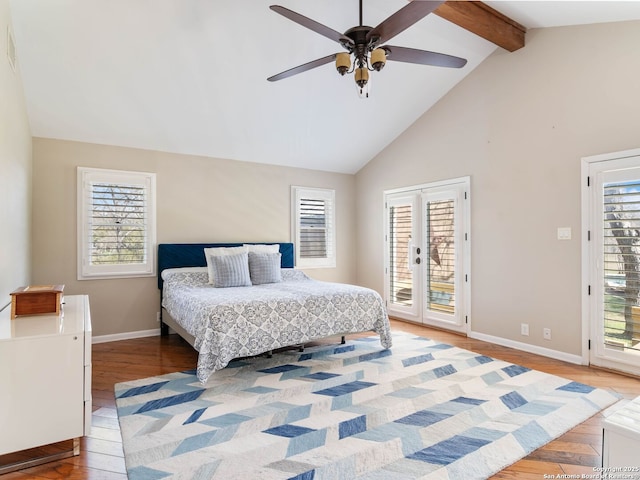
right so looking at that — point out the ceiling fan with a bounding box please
[267,0,467,97]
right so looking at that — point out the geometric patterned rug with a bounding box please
[115,333,619,480]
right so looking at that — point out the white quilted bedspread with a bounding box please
[162,269,392,382]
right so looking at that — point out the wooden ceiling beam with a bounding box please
[433,1,526,52]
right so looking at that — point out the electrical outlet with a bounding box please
[521,323,529,336]
[156,311,161,323]
[543,328,552,340]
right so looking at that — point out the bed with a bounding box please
[158,242,392,383]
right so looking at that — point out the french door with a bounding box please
[384,178,470,334]
[585,149,640,375]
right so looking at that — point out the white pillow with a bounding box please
[244,243,280,254]
[204,246,248,285]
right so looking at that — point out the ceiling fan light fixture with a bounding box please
[354,67,369,88]
[267,2,467,99]
[370,48,386,71]
[335,52,351,76]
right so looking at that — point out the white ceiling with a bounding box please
[9,1,640,174]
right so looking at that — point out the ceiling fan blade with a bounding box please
[267,54,338,82]
[367,1,444,47]
[270,5,353,47]
[383,45,467,68]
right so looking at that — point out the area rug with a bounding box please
[115,333,619,480]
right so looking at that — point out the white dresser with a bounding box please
[0,295,91,467]
[602,396,640,469]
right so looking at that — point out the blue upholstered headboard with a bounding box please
[157,243,295,290]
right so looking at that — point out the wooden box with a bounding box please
[10,285,65,319]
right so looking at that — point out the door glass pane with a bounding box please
[389,203,413,306]
[427,199,455,314]
[603,179,640,351]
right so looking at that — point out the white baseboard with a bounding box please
[91,326,584,368]
[92,328,160,344]
[469,330,585,365]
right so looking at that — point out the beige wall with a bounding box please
[31,138,356,337]
[356,21,640,355]
[23,19,640,355]
[0,0,31,306]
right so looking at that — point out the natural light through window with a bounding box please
[77,167,156,279]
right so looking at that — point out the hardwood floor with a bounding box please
[2,319,639,479]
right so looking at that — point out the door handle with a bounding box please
[412,246,421,266]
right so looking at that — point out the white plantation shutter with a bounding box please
[292,187,336,268]
[89,183,146,265]
[78,168,156,279]
[602,179,640,351]
[426,198,456,315]
[388,202,414,307]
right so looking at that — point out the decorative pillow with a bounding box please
[244,243,280,254]
[209,252,252,288]
[204,246,248,285]
[248,252,282,285]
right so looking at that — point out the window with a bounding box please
[292,186,336,268]
[77,167,156,279]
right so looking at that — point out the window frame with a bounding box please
[291,186,336,269]
[77,167,157,280]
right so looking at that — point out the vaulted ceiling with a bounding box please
[9,1,640,173]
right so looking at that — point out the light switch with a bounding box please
[557,227,572,240]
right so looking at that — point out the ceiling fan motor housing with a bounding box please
[344,26,376,55]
